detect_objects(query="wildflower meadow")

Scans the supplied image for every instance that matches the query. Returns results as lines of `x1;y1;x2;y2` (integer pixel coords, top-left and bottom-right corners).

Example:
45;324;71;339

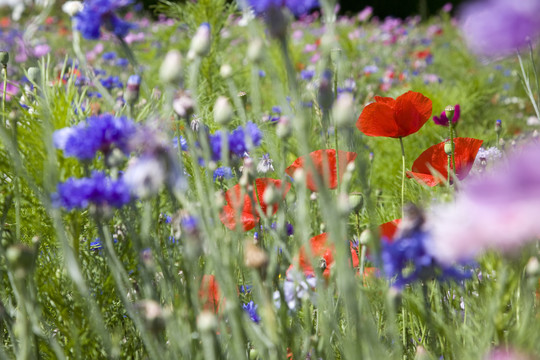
1;0;540;358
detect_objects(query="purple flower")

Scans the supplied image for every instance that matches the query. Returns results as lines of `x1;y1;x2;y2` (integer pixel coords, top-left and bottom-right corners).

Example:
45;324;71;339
208;122;262;160
100;75;123;89
213;167;233;181
53;113;136;160
172;136;188;151
460;0;540;57
242;301;261;323
428;141;540;264
75;0;134;40
247;0;319;17
433;104;460;126
53;171;131;210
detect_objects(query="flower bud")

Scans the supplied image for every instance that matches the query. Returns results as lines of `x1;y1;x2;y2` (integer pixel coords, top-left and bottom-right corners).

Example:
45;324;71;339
247;38;263;62
220;64;233;79
244;241;269;270
159;50;183;84
197;311;217;332
173;91;195;119
348;193;363;213
444;105;455;123
62;1;83;16
276;116;291;138
190;23;211;57
124;75;141;105
332;93;355;126
262;185;279;205
318;70;334;111
495;119;502;134
27;67;40;83
444;141;453;156
0;51;9;68
135;300;165;333
526;257;540;276
6;244;35;279
213;96;233;125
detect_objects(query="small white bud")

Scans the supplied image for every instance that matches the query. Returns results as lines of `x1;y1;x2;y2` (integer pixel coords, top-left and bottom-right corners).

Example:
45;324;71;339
220;64;233;79
213;96;233;125
247;38;263;62
197;311;217;332
190;23;211;57
160;50;183;84
332;93;355;126
62;1;83;16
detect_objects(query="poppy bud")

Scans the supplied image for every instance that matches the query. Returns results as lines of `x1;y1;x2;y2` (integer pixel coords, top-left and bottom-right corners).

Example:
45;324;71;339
0;51;9;68
213;96;233;125
526;257;540;277
444;141;453;156
220;64;233;79
124;75;141;105
190;23;211;57
348;193;363;212
262;185;278;205
444;105;455;123
160;50;183;84
247;38;263;62
359;229;372;245
136;300;165;333
332;93;355;126
27;67;40;83
197;311;217;332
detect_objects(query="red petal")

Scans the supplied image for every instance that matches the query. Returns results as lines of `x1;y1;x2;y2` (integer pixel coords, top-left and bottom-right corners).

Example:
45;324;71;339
453;138;483;179
254;178;291;215
219;205;258;231
374;96;396;106
199;275;221;313
409;137;483;187
380;218;402;241
394;91;432;137
286;150;357;191
357;102;398;137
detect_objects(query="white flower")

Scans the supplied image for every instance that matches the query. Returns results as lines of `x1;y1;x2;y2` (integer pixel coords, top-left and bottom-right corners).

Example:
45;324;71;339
62;1;83;16
124;157;166;199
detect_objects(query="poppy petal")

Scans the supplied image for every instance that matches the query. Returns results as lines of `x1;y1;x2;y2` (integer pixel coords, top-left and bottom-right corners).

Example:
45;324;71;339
374;96;396;106
380;218;402;241
394;91;432;137
219;204;258;231
357;102;398;137
454;138;483;179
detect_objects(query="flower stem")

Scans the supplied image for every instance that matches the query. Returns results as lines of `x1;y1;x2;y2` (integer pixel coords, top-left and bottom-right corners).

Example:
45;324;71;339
449;125;456;181
399;137;406;214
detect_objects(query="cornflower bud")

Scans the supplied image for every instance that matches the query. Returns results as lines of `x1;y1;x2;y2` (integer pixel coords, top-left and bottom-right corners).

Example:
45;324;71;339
0;51;9;68
190;23;211;57
159;50;183;84
213;96;233;125
124;75;141;105
495;119;502;134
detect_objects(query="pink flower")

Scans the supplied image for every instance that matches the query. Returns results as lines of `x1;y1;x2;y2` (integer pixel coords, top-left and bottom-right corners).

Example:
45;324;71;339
428;141;540;264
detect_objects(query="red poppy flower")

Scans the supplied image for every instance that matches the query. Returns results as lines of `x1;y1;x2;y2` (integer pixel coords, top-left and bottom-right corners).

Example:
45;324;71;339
356;91;432;138
199;275;222;313
380;218;402;242
220;178;291;231
288;233;359;279
285;149;357;192
407;137;483;186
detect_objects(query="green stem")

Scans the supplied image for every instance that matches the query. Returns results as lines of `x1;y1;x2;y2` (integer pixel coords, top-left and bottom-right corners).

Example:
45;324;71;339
2;65;6;126
399;137;406;214
449;125;456;181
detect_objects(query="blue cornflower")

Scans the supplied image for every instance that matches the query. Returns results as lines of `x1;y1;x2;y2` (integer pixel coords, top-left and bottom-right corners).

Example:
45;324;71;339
381;229;471;288
270;222;294;236
181;215;199;236
213;167;233;181
247;0;319;17
172;136;188;151
100;75;123;89
208;122;262;160
90;238;103;251
74;0;134;40
258;70;266;77
239;285;252;294
300;69;315;80
53;113;136;160
53;171;132;210
102;51;117;61
242;301;261;323
116;58;129;67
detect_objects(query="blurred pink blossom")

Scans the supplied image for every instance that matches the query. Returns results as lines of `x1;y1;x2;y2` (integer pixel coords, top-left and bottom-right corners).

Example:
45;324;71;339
428;141;540;265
